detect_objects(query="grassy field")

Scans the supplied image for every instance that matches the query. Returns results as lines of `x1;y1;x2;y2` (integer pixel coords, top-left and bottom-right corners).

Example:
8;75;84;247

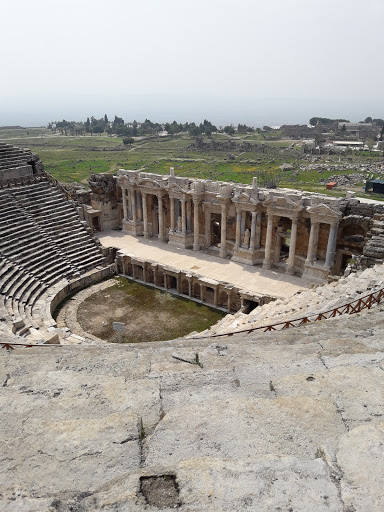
77;277;224;343
1;127;383;200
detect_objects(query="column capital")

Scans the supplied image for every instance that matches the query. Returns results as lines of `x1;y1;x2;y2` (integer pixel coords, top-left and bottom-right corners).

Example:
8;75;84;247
329;219;339;229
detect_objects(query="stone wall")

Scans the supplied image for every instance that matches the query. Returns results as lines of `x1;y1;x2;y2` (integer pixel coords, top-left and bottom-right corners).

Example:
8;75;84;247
115;252;274;313
88;173;121;230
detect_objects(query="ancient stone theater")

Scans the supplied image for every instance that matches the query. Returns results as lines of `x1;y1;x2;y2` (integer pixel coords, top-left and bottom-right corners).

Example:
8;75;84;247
1;144;383;511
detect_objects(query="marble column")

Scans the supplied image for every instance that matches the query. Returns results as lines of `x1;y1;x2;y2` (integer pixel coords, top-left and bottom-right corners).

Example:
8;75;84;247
181;198;186;234
205;207;211;247
186;199;191;232
241;211;246;236
193;199;200;251
255;212;262;248
170;197;175;232
122;189;127;221
273;233;281;264
227;290;231;312
262;213;274;269
220;203;227;258
287;216;298;275
142;193;148;238
235;209;241;248
250;211;257;251
131;189;137;223
158;194;164;242
306;220;320;264
137;191;142;220
325;222;338;268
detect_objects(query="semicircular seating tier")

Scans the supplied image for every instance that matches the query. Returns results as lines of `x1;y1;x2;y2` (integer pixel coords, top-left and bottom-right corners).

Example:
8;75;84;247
0;179;109;340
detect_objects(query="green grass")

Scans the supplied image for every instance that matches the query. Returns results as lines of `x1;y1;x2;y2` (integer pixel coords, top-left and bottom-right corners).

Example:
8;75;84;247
77;277;225;343
1;128;383;197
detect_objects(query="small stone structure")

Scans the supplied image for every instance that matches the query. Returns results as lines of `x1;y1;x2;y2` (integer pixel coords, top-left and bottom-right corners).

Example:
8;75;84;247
0;142;44;181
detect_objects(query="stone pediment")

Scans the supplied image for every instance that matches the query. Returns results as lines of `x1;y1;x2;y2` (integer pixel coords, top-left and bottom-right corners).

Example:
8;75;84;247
307;204;342;220
137;178;162;189
165;183;184;194
233;192;250;202
233;191;260;206
263;196;303;212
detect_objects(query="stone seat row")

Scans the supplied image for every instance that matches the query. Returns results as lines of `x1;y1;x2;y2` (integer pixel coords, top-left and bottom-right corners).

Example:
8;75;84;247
0;259;46;334
7;182;106;273
207;265;384;336
0;181;108;337
0;159;29;168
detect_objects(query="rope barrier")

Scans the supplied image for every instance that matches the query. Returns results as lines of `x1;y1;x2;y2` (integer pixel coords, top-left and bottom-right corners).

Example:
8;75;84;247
190;286;384;339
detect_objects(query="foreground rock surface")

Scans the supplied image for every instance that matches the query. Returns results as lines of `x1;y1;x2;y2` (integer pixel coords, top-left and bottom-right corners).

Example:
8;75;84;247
1;305;384;511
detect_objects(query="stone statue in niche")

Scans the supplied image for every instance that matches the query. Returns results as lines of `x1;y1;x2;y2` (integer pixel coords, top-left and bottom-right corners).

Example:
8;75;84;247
243;228;250;248
177;216;182;232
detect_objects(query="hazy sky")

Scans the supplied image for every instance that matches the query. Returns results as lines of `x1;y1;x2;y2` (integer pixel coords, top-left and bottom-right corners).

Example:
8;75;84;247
1;0;383;126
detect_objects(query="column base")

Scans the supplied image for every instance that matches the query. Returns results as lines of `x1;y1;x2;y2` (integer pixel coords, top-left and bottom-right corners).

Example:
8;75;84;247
144;232;149;239
262;260;272;270
122;219;143;236
193;243;200;251
302;262;329;282
219;248;227;259
286;266;295;276
168;231;194;249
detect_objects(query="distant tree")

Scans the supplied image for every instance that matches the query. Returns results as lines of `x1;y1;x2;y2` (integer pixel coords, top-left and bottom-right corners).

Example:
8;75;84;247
341;124;346;132
373;118;384;127
189;126;200;136
123;137;134;146
364;117;373;123
104;114;109;125
309;117;349;126
113;115;124;126
224;125;235;135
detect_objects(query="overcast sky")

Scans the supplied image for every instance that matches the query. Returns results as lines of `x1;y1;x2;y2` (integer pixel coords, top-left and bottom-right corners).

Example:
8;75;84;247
1;0;383;126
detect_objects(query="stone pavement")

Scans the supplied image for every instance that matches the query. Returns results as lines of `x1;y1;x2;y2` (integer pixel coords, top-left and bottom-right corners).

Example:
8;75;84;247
1;304;383;511
97;231;316;299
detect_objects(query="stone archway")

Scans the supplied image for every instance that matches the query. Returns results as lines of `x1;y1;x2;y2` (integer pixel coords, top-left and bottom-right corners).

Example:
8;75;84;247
334;216;369;274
